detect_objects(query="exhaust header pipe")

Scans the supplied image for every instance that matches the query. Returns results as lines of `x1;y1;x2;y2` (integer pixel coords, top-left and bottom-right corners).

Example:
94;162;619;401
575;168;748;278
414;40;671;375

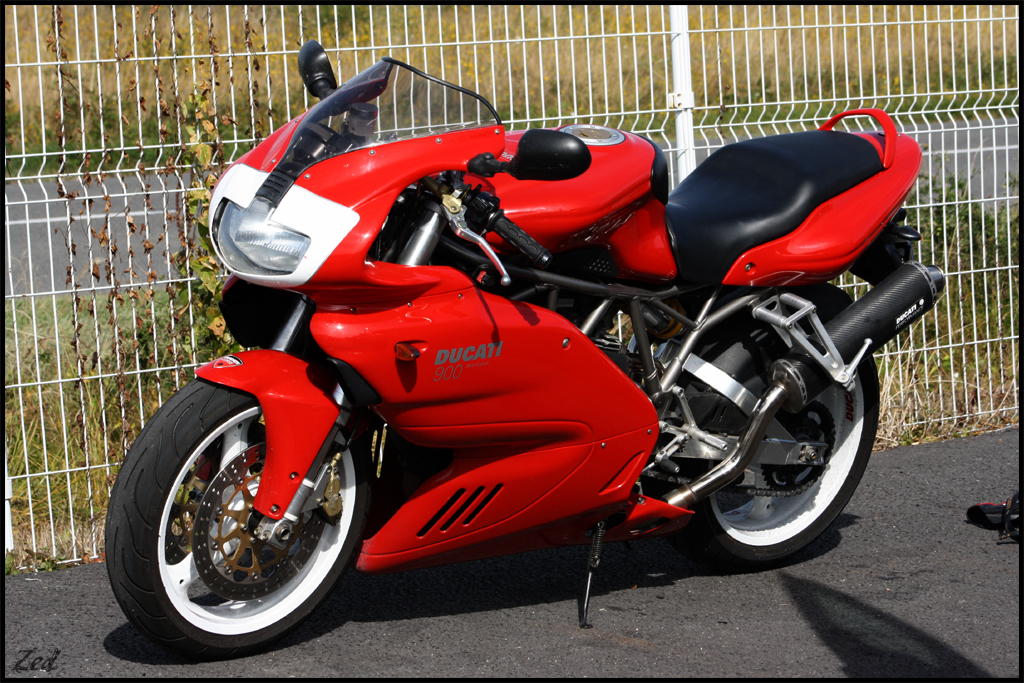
771;261;944;413
664;383;788;510
663;261;944;509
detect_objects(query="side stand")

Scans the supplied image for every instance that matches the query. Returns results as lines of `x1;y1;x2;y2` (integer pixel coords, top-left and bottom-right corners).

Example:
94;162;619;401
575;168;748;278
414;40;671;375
578;519;607;628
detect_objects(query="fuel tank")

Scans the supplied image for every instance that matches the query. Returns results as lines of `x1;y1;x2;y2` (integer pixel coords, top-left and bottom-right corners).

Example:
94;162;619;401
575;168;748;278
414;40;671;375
467;126;678;283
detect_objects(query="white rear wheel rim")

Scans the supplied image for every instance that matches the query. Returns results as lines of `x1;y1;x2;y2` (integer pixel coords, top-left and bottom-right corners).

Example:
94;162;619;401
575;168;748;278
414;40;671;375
156;407;356;636
711;380;864;547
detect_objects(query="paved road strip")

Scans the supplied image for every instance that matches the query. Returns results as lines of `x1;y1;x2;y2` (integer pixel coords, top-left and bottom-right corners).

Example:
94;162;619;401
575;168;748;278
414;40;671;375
3;428;1019;677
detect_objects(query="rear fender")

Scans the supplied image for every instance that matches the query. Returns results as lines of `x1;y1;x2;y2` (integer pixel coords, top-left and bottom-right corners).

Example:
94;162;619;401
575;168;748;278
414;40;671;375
195;350;343;519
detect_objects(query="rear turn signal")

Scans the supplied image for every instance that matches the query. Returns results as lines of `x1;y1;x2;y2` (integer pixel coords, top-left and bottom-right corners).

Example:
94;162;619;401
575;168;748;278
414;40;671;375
395;342;421;361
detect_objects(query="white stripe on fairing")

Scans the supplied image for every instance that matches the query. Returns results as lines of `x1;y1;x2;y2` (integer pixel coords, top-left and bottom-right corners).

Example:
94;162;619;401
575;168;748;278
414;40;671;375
208;163;360;288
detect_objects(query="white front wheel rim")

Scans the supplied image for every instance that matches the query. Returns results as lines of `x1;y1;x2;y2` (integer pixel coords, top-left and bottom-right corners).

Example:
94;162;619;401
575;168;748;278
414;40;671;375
156;407;356;636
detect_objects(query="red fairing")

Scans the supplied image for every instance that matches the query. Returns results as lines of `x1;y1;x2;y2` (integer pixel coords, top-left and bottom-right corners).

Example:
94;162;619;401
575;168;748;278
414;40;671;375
354;427;692;574
355;426;662;574
236;115;305;173
310;289;654;444
292;125;506;305
307;288;660;573
468;129;678;282
721;130;922;286
195;350;342;520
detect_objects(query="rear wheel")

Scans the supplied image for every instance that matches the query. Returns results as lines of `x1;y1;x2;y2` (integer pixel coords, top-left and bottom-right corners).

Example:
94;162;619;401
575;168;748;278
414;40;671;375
670;358;878;571
105;379;369;659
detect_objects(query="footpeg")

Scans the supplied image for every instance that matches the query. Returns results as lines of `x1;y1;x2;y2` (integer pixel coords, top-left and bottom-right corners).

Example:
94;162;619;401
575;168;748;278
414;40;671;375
578;519;607;628
752;292;870;391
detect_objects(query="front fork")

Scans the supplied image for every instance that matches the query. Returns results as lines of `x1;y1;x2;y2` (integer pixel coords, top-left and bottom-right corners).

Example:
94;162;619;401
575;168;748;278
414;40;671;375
195;350;348;545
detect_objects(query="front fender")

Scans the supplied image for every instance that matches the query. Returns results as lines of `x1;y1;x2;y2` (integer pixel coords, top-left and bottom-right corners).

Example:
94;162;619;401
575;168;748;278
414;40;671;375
195;350;342;519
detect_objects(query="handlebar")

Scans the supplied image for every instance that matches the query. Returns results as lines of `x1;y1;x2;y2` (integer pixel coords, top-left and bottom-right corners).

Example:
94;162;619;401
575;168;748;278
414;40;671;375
422;174;553;275
489;212;552;269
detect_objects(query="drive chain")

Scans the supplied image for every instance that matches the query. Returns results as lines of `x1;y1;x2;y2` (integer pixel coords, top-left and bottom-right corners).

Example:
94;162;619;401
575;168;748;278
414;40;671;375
641;467;819;498
643;400;837;498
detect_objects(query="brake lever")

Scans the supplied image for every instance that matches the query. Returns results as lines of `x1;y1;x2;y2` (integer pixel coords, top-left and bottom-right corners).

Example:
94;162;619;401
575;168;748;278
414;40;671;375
447;206;512;287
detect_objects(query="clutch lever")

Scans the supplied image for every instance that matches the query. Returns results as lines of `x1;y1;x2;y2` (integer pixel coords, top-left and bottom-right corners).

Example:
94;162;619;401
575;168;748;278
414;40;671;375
447;206;512;286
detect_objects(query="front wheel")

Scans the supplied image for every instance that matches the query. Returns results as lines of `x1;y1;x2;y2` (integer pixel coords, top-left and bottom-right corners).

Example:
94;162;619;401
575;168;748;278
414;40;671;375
670;358;879;571
105;379;369;659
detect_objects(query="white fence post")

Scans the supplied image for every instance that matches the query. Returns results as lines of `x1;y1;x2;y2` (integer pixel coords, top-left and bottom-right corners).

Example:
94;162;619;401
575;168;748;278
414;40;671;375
4;446;12;554
668;5;696;179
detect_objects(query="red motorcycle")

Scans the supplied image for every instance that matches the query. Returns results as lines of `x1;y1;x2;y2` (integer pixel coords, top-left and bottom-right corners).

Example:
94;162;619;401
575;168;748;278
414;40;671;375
106;42;944;658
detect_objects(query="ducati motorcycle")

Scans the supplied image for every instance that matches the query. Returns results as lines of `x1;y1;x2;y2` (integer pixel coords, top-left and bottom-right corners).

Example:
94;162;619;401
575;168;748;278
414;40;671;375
106;42;945;658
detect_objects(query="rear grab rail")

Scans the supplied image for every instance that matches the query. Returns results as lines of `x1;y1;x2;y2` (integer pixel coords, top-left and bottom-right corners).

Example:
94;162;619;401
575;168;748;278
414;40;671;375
819;108;898;170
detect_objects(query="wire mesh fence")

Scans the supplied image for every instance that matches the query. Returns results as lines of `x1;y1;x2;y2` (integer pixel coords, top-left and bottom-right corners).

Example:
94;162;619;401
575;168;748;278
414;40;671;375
682;5;1019;445
3;5;1019;566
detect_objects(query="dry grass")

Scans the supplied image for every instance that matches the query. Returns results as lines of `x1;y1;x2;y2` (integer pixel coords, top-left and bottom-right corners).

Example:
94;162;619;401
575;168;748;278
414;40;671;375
688;5;1019;137
4;4;674;178
7;5;1017;176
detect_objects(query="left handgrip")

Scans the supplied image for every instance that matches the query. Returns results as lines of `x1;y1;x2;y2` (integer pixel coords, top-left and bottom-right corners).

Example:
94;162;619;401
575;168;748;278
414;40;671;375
491;213;552;269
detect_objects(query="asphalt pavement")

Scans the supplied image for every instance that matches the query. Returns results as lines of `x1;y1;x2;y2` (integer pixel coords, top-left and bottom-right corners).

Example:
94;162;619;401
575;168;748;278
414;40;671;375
4;427;1019;678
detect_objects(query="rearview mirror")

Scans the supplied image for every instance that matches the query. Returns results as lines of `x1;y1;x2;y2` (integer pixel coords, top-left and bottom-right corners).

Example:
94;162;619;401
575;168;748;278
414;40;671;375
297;40;338;101
509;129;592;181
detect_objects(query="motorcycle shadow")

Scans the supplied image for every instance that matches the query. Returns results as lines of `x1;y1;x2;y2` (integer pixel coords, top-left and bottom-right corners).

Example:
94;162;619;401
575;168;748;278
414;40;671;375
102;514;854;664
778;573;992;677
284;512;854;646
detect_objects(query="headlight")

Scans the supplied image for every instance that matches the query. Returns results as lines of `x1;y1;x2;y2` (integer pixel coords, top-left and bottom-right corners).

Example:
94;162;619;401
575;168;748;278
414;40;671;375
213;198;311;275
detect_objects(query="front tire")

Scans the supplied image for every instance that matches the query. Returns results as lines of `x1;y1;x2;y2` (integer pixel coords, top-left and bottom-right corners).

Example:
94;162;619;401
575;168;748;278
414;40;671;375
670;358;878;571
105;379;369;659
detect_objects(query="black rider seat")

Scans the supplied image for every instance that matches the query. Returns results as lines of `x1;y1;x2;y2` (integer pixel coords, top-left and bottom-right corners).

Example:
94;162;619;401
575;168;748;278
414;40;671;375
665;130;882;284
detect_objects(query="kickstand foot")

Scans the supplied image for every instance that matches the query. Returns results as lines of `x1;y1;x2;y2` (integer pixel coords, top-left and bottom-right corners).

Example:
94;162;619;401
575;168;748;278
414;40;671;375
578;519;607;629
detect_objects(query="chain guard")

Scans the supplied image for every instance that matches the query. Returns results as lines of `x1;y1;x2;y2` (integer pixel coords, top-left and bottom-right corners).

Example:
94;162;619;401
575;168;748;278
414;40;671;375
192;445;325;601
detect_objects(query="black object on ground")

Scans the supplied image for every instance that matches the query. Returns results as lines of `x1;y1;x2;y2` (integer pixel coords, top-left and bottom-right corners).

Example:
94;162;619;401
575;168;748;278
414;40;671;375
967;491;1019;541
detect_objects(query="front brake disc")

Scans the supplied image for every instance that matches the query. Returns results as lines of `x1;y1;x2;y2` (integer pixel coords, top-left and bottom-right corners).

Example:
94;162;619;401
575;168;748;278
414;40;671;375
192;445;325;600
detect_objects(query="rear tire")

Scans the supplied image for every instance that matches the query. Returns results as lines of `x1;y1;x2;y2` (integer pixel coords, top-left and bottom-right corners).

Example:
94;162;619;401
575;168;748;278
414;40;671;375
670;358;878;571
105;379;369;659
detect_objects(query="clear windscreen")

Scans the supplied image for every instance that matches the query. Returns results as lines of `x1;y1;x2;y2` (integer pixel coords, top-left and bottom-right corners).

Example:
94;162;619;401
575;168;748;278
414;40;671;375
275;58;500;180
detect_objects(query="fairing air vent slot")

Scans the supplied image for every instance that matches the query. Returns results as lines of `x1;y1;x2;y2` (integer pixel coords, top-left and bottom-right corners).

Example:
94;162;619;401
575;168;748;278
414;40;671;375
254;167;295;206
417;484;503;536
418;489;465;537
462;484;502;525
440;486;485;532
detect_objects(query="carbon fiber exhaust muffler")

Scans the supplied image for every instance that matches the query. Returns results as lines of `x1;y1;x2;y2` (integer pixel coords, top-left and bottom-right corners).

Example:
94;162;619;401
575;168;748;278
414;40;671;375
771;261;944;412
663;261;944;510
